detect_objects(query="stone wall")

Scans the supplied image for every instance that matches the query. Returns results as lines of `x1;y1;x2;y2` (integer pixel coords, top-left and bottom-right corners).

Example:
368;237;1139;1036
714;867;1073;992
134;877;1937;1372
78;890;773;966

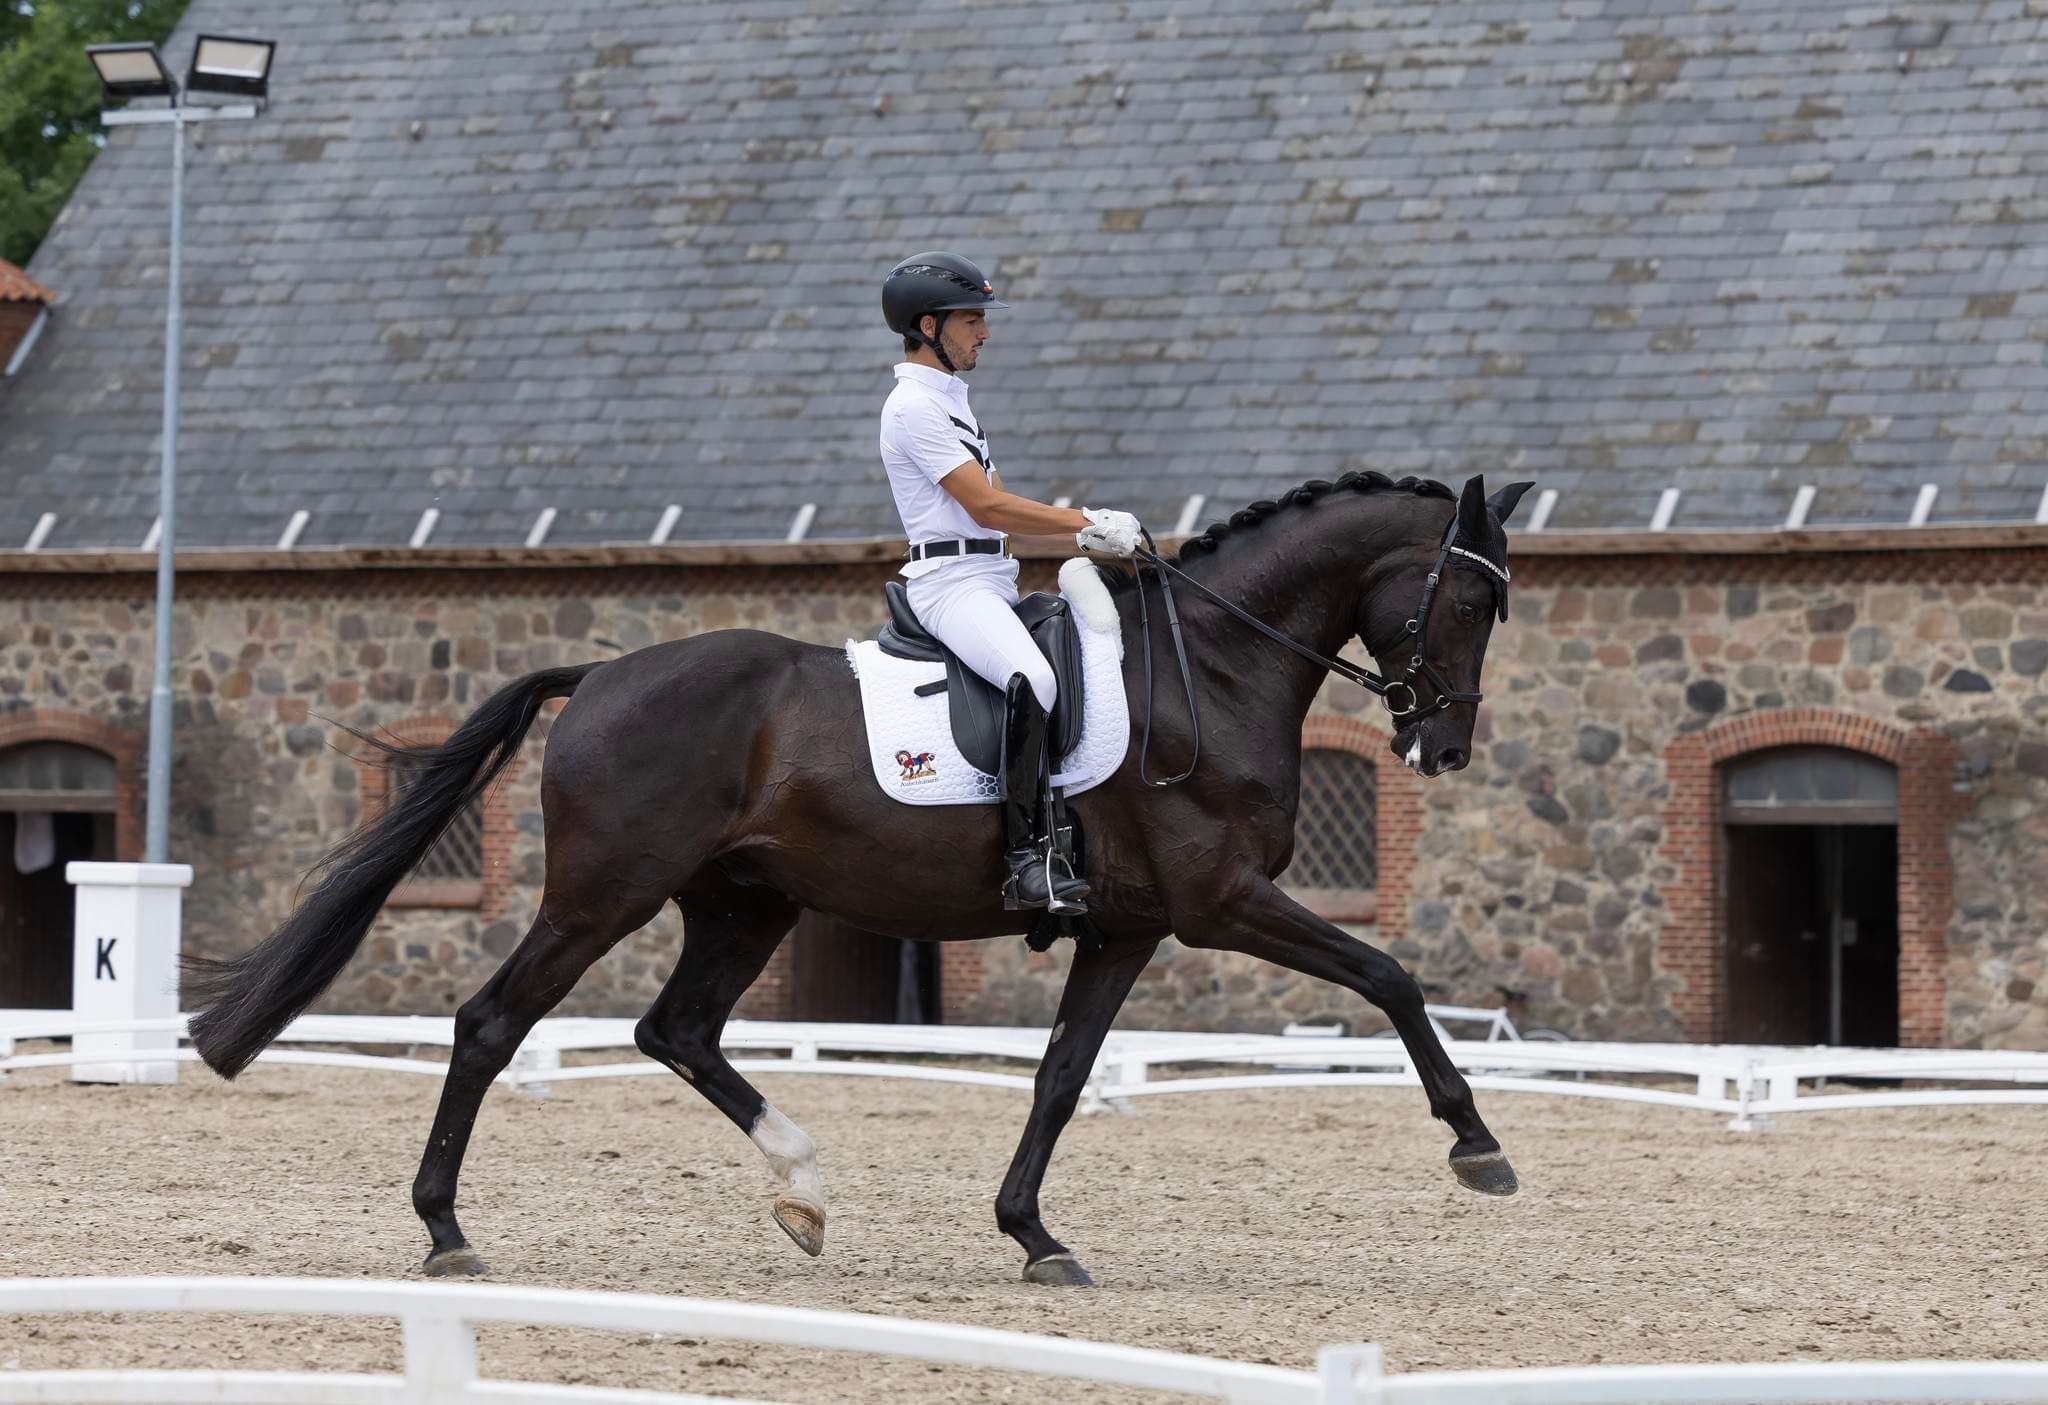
0;563;905;1019
1;546;2044;1046
939;549;2048;1048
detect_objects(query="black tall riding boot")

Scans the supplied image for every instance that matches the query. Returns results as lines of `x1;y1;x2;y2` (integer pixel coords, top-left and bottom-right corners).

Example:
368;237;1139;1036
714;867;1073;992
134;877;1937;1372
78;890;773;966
1000;675;1089;915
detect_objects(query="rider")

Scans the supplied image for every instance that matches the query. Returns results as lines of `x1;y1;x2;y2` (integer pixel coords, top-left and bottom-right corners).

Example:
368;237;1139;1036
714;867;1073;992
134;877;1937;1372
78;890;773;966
879;251;1144;916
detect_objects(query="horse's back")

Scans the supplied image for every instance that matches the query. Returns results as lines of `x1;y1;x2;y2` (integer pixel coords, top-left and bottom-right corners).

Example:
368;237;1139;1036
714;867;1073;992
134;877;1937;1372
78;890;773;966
538;630;848;794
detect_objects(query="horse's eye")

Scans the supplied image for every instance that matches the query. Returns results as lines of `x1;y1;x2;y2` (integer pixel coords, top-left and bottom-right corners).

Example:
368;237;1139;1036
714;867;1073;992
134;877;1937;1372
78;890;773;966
1456;603;1479;625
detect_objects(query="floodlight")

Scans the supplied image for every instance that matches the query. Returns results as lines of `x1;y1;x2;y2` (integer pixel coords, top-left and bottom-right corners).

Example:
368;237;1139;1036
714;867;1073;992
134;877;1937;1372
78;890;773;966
86;42;177;101
187;35;276;100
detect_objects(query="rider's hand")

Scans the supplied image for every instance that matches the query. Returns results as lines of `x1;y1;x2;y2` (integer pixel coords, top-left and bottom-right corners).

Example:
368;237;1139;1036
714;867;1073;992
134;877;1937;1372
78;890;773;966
1076;507;1143;557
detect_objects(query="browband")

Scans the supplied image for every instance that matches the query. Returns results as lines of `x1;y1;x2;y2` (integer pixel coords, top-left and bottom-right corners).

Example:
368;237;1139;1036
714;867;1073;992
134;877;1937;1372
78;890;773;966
1447;544;1510;584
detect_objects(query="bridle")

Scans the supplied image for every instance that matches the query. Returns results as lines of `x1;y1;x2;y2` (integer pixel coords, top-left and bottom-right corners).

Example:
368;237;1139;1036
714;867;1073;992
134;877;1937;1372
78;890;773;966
1128;511;1508;787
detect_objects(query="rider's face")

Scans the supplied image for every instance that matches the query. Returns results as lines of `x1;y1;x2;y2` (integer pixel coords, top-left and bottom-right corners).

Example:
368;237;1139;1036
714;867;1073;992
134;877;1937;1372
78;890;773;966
928;309;987;370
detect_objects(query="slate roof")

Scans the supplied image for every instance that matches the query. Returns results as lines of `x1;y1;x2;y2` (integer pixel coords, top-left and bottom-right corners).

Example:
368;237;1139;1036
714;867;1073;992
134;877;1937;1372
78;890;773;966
3;0;2046;551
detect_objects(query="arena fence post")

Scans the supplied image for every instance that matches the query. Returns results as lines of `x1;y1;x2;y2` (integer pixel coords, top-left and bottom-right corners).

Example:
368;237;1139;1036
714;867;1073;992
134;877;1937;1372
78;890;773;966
511;1037;560;1099
1316;1343;1384;1404
399;1308;479;1401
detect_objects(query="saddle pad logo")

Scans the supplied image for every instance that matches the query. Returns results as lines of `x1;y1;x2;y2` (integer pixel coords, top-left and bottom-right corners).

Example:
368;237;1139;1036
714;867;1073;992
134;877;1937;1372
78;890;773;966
894;749;938;782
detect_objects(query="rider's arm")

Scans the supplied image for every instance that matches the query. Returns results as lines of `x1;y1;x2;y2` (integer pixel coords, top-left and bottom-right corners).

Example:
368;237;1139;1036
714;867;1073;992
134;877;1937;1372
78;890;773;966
987;470;1085;553
939;462;1092;536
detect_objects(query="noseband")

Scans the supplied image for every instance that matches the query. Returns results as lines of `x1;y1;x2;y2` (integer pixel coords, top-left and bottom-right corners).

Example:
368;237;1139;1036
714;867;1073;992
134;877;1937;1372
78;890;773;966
1129;514;1507;786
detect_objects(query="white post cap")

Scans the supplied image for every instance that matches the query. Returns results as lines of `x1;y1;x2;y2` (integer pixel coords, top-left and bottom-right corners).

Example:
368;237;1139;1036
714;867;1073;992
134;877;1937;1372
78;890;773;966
66;861;195;888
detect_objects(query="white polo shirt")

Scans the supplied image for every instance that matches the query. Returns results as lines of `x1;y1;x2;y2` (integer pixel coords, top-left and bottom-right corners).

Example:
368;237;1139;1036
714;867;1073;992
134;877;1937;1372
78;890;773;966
880;362;1004;579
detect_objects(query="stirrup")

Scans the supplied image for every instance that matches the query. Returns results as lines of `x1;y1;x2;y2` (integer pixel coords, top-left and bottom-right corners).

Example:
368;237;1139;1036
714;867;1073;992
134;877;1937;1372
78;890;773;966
1003;844;1089;916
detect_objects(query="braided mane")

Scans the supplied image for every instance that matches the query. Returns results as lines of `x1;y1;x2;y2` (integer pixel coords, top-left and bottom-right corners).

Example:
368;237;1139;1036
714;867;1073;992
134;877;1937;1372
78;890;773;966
1175;470;1454;562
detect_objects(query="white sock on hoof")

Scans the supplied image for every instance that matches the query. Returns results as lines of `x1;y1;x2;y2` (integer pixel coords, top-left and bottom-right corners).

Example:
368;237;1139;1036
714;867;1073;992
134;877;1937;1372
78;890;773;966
749;1104;825;1210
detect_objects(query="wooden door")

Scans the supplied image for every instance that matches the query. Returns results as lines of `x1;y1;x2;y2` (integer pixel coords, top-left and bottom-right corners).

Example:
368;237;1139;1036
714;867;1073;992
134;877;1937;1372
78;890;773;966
1723;825;1825;1044
0;810;115;1009
1835;825;1899;1047
786;910;917;1023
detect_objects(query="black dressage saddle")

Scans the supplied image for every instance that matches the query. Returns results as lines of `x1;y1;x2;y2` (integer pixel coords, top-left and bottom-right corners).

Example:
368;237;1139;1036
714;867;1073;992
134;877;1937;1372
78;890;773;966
875;581;1086;777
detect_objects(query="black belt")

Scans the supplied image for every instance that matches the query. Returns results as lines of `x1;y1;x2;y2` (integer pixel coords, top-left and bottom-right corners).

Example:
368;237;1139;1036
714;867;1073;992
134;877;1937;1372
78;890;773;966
907;538;1008;561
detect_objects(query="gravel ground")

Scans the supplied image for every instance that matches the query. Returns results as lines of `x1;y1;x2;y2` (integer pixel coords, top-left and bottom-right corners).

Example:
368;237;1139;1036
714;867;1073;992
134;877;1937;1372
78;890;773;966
3;1054;2045;1402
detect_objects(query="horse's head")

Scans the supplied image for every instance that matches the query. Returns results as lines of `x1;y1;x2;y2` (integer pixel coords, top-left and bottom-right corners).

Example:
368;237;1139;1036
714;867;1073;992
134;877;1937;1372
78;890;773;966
1358;475;1533;778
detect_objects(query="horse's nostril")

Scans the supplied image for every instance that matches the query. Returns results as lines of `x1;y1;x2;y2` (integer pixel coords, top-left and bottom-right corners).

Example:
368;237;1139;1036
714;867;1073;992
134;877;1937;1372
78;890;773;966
1439;748;1468;772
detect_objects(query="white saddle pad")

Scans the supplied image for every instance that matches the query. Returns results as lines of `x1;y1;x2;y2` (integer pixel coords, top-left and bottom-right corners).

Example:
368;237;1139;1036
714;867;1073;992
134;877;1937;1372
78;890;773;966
846;558;1130;806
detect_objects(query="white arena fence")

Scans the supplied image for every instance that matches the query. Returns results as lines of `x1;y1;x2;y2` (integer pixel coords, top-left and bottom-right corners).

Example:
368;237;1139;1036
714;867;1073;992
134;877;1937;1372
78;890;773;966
2;1276;2046;1405
4;1011;2048;1131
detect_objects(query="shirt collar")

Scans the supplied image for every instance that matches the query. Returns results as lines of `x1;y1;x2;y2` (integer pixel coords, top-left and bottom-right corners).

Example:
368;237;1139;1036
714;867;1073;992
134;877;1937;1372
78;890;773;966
894;361;967;397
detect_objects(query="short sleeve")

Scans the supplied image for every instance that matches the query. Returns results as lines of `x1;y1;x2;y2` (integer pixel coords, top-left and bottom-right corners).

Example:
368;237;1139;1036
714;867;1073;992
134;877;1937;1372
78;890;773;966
889;397;982;487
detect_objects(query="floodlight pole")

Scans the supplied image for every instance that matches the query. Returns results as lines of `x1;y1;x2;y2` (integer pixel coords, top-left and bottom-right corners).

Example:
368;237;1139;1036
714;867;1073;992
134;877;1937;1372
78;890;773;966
101;103;256;862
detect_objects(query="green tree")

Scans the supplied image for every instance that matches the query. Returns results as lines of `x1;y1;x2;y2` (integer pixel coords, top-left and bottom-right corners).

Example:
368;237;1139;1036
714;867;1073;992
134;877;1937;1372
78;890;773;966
1;0;193;269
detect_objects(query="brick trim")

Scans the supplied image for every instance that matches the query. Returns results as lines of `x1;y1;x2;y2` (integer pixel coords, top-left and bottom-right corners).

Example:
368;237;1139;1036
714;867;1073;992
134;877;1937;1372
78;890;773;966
938;941;984;1025
0;709;145;860
1658;708;1959;1046
1301;714;1414;940
353;714;525;918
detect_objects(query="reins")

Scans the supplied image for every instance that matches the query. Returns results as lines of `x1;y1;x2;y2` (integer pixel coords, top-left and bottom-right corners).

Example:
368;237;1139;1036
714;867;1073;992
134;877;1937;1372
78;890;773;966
1127;515;1499;787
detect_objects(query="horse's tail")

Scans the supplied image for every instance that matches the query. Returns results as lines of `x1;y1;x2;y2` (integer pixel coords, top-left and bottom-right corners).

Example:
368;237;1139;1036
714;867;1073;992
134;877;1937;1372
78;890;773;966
183;662;599;1079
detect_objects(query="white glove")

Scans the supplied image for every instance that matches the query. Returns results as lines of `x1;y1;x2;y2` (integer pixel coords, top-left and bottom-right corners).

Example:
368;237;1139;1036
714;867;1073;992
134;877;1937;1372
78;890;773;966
1076;506;1143;557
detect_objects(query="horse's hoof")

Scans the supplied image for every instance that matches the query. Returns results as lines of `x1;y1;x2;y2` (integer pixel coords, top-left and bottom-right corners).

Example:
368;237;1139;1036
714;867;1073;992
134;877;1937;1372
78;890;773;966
1022;1253;1096;1287
422;1246;489;1278
1450;1149;1520;1197
772;1196;826;1258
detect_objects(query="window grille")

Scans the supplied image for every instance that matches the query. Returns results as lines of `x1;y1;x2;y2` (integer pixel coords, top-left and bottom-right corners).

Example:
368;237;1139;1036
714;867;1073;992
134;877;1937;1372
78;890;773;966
390;764;484;881
0;742;116;800
1290;747;1377;891
1723;745;1897;826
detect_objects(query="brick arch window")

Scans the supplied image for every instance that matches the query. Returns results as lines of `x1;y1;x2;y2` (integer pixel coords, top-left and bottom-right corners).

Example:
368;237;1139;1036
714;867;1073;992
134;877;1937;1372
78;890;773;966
354;716;523;915
1659;707;1960;1047
1287;746;1379;921
1293;715;1423;935
0;710;144;860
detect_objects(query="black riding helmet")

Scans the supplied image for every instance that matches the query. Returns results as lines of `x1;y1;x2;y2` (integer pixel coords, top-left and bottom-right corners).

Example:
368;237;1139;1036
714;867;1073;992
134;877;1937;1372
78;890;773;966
883;251;1008;373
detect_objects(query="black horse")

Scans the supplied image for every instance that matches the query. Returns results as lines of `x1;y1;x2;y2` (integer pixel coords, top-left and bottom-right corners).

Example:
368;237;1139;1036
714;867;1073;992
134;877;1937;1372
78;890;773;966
186;471;1532;1287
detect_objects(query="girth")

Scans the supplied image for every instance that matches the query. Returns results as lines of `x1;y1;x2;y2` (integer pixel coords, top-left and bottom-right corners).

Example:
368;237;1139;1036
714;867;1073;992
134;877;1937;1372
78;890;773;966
875;580;1086;776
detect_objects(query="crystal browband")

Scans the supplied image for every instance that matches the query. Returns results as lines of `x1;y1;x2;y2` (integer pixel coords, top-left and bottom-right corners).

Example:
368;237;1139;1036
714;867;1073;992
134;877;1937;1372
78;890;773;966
1447;544;1510;584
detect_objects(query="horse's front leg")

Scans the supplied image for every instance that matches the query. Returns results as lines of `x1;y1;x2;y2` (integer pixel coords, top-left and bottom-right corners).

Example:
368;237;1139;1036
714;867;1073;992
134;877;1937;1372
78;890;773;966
1173;879;1519;1196
995;936;1160;1286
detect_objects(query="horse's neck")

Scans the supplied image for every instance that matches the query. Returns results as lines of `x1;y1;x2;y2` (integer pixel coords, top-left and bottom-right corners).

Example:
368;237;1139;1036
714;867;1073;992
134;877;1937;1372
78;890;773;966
1153;495;1431;735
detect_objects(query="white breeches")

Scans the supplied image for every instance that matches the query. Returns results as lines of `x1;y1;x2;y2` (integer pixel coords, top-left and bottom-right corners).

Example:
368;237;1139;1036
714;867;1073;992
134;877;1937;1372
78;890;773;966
904;558;1057;711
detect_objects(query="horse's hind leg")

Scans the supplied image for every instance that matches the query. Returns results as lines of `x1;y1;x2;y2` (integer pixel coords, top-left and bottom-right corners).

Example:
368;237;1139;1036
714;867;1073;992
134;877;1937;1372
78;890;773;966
412;888;665;1277
632;882;822;1255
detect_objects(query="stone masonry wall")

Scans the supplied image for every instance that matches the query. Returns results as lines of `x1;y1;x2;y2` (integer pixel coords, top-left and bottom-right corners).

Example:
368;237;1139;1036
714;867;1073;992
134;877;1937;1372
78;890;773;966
948;549;2048;1048
1;547;2044;1045
0;563;907;1020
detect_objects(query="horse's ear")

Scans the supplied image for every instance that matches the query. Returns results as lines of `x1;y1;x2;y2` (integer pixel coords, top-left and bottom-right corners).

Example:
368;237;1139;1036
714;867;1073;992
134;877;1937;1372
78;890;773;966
1488;481;1536;526
1457;475;1490;540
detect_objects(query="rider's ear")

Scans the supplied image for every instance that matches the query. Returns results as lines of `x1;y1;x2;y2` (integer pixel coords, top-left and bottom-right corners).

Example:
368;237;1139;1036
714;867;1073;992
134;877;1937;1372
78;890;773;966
1457;475;1491;540
1487;481;1536;526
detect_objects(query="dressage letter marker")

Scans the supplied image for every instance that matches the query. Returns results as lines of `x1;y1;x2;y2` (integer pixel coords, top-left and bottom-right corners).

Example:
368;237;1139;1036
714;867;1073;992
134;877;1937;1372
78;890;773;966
67;861;193;1084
